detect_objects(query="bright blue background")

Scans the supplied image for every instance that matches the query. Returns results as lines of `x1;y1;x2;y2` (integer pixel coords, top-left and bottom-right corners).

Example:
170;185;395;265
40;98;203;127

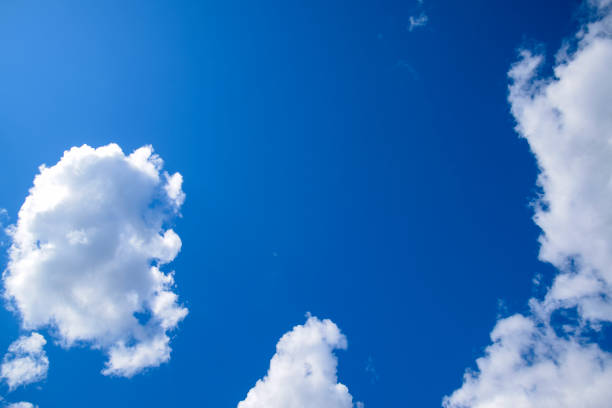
0;0;582;406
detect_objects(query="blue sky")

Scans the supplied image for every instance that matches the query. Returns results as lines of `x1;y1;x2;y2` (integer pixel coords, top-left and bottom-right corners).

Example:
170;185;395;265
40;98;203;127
2;0;612;407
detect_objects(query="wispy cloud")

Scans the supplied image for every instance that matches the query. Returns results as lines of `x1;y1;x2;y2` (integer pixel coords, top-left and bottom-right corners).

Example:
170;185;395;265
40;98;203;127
394;60;420;80
365;356;379;384
6;402;36;408
408;0;428;32
408;13;428;31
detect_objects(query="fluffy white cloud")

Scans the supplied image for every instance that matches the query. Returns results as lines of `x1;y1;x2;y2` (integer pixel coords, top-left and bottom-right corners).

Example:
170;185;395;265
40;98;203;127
445;314;612;408
445;1;612;407
0;333;48;390
237;315;359;408
3;144;188;377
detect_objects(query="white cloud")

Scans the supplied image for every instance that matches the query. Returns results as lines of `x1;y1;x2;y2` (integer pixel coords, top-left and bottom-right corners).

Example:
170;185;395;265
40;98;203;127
6;401;37;408
408;13;428;31
445;314;612;408
445;1;612;407
237;315;359;408
164;172;185;209
6;403;36;408
1;333;48;390
3;144;188;377
408;0;428;32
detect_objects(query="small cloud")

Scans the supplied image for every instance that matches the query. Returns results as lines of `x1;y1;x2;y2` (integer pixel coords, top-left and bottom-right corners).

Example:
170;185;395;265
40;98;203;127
393;60;419;80
365;356;380;384
237;315;357;408
1;333;48;390
408;0;428;32
532;272;543;286
496;299;509;318
408;13;428;31
6;402;36;408
0;209;9;247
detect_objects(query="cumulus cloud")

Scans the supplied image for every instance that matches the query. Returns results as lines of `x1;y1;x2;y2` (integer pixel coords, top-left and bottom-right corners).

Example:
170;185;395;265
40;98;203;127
445;314;612;407
237;315;359;408
0;333;48;390
3;144;188;377
445;1;612;407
